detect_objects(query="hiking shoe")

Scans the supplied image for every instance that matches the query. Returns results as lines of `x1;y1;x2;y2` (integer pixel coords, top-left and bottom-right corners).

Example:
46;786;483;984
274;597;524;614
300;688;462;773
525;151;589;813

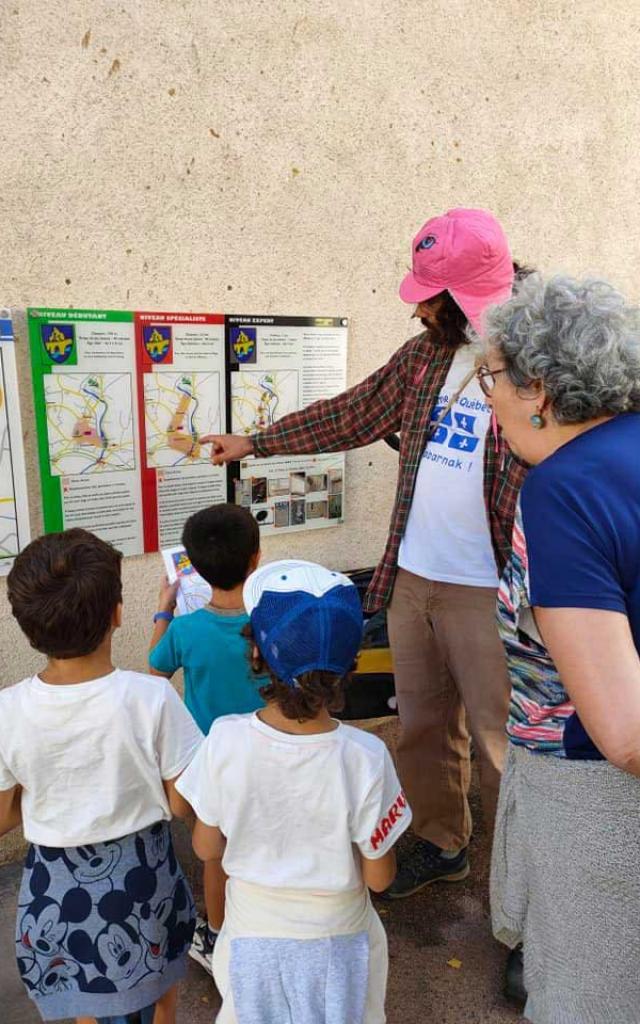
188;916;217;975
378;839;469;899
504;945;527;1007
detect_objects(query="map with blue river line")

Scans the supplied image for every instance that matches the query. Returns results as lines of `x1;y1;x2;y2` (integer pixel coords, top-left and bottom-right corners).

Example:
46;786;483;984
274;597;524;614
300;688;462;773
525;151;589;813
232;369;299;434
44;372;136;476
143;370;222;468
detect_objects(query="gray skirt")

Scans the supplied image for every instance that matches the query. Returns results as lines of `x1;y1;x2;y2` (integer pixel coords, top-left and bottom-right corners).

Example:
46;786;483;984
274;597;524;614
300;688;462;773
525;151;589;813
491;744;640;1024
15;820;195;1021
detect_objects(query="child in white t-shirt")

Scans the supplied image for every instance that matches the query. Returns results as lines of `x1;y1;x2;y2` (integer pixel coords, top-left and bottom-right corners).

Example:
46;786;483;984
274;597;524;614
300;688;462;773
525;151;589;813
176;559;412;1023
0;529;203;1024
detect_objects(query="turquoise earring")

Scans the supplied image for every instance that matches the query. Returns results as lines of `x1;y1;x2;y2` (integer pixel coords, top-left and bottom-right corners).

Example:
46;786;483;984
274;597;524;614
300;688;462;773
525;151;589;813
530;413;545;429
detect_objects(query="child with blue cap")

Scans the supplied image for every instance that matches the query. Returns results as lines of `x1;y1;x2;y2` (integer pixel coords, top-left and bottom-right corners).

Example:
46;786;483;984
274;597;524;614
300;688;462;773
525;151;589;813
175;559;412;1023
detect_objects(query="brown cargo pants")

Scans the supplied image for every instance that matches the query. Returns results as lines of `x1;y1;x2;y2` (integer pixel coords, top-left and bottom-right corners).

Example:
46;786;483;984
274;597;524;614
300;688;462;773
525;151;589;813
387;568;511;852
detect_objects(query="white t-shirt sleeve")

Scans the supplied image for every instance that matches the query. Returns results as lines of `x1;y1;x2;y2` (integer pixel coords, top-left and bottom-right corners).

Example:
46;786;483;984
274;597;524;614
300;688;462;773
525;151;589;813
0;745;17;791
156;681;204;780
352;746;412;859
0;698;18;790
175;732;220;827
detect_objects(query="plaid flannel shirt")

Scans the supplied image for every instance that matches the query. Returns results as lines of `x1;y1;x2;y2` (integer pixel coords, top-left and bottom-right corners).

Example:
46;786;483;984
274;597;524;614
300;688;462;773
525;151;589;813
253;330;528;612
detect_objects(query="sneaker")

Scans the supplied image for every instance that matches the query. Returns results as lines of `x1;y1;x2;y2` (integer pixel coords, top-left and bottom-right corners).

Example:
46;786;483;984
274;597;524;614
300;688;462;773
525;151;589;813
504;944;527;1007
188;916;217;975
378;839;469;899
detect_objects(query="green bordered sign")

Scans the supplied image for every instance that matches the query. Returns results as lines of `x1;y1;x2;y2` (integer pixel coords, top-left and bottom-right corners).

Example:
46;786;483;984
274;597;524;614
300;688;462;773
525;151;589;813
27;308;141;546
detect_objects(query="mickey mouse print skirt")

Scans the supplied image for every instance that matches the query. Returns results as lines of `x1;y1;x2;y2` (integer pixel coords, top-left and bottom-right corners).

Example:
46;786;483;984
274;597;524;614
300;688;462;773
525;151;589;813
15;821;196;1021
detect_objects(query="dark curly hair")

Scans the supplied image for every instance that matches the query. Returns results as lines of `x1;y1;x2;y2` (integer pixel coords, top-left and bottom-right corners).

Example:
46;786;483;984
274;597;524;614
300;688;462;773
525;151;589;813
242;623;348;722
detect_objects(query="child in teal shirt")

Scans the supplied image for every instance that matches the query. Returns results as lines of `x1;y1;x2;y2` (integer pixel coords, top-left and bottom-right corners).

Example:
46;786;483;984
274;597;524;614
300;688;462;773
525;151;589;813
149;502;266;973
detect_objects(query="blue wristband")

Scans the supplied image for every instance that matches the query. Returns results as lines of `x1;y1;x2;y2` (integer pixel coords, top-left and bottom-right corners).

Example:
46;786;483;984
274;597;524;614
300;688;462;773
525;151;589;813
153;611;174;624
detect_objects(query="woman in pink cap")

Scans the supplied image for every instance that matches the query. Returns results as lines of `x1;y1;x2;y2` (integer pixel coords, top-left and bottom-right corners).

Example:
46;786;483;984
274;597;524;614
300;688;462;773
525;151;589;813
202;210;528;994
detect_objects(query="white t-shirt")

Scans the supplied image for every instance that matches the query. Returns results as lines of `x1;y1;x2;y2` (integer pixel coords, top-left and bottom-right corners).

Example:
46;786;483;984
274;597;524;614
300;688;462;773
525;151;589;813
398;346;498;587
0;669;203;847
176;712;412;893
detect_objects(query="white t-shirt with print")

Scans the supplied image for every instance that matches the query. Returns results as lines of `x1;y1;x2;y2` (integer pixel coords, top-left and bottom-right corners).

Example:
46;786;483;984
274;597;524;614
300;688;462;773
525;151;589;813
176;712;412;892
0;669;203;847
398;346;498;587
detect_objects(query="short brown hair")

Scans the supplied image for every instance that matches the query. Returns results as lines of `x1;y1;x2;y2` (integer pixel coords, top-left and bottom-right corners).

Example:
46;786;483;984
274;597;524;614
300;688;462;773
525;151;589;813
243;623;347;722
8;529;123;658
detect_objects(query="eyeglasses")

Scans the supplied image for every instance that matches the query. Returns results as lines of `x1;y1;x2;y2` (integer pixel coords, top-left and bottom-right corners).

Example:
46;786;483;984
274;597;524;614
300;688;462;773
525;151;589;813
475;365;508;397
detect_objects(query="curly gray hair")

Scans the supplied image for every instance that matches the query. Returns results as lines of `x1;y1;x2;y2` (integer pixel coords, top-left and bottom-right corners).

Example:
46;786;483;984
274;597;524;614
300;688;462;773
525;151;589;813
482;273;640;424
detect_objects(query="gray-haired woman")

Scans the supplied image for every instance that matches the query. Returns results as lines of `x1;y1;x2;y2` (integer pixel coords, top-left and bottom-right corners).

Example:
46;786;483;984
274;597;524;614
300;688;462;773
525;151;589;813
475;274;640;1023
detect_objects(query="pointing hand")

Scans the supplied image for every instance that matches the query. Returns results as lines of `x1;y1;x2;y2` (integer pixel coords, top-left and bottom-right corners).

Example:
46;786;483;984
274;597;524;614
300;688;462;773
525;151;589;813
199;434;254;466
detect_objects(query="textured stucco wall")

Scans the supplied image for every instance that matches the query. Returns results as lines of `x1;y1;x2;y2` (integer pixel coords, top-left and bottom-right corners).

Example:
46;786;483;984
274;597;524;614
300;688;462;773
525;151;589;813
1;0;639;860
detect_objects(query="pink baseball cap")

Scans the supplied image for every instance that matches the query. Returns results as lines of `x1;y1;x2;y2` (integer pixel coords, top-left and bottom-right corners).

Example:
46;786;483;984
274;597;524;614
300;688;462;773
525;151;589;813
399;208;513;331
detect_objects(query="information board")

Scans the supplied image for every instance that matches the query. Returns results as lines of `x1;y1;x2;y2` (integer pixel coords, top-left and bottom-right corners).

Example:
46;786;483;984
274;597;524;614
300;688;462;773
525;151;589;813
28;308;144;555
0;313;30;573
28;308;349;553
227;315;348;534
135;311;227;549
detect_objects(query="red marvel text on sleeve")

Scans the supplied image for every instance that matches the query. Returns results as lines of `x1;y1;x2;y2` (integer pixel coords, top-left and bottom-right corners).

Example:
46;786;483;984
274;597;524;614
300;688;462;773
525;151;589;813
370;791;407;851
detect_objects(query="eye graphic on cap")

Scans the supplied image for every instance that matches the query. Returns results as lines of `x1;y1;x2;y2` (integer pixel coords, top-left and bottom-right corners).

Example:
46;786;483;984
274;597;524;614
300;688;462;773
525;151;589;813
416;235;437;251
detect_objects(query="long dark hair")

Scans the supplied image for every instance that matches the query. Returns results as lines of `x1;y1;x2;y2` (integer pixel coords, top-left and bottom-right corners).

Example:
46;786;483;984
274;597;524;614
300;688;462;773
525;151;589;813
422;292;468;348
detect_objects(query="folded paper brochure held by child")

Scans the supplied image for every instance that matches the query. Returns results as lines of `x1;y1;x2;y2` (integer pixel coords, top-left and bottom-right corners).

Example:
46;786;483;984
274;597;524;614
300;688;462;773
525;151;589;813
162;546;211;615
